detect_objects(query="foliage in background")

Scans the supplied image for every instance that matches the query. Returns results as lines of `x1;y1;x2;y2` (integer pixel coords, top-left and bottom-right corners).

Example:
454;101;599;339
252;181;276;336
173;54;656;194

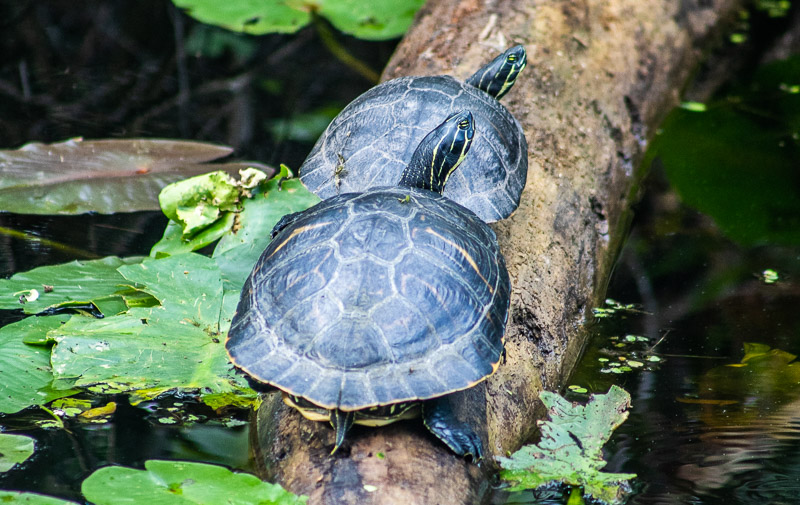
0;139;272;215
646;55;800;246
171;0;425;40
498;386;636;505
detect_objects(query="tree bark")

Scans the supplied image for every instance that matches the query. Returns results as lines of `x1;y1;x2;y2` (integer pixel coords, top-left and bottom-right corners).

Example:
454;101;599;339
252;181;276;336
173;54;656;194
253;0;744;503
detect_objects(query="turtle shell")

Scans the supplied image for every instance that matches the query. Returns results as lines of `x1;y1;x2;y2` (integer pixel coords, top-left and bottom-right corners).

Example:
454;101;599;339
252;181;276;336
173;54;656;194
226;186;510;411
299;76;527;223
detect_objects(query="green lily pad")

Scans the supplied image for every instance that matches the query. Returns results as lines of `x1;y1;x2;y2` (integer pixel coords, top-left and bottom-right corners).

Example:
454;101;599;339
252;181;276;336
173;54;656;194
0;433;35;473
0;491;78;504
171;0;423;40
0;138;273;215
0;256;144;315
498;385;636;505
0;315;78;414
47;254;238;395
81;460;307;505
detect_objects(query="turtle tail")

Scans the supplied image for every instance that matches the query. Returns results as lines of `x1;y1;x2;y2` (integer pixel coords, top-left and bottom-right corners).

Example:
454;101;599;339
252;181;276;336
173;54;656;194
330;409;355;454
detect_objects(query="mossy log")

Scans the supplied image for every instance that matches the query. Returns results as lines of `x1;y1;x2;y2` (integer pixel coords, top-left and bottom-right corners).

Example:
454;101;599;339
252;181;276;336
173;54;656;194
252;0;744;503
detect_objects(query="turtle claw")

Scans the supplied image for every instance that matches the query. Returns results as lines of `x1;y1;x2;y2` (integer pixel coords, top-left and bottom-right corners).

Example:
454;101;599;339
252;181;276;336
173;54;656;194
422;398;484;461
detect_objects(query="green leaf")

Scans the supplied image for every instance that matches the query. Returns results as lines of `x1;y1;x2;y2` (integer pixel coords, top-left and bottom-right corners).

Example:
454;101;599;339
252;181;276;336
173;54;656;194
0;138;272;215
81;460;307;505
317;0;426;40
158;171;240;237
117;254;223;326
0;315;78;414
0;491;78;504
0;433;35;472
171;0;423;40
498;386;636;505
47;255;235;394
0;256;144;315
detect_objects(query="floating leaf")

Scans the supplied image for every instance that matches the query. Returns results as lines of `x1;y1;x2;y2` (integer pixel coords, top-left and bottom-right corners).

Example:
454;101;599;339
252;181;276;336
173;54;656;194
0;315;78;414
0;256;144;315
81;460;307;505
0;138;273;215
172;0;424;40
0;433;35;472
0;491;78;504
498;386;636;505
51;397;93;418
47;254;238;395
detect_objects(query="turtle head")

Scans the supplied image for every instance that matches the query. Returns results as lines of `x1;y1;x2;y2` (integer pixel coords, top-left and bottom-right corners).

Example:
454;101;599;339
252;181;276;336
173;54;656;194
466;45;527;100
399;110;475;194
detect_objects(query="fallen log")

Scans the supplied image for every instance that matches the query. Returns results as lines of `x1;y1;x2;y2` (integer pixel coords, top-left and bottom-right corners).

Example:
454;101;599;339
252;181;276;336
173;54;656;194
252;0;745;503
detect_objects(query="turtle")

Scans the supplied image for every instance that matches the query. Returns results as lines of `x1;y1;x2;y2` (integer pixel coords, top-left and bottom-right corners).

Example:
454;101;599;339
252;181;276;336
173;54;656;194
299;45;528;223
227;110;510;459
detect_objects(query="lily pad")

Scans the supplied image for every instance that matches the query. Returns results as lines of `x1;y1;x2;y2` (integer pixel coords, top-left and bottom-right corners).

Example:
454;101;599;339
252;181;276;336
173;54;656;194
0;315;78;414
0;491;78;504
498;386;636;505
0;256;144;315
172;0;424;40
0;433;35;472
151;168;272;258
151;164;320;290
81;460;307;505
0;138;273;215
47;254;240;395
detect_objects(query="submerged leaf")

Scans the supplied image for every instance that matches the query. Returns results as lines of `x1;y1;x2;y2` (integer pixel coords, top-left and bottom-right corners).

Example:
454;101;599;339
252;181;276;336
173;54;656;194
81;460;307;505
498;386;636;505
0;433;35;472
695;343;800;427
647;55;800;246
0;138;273;215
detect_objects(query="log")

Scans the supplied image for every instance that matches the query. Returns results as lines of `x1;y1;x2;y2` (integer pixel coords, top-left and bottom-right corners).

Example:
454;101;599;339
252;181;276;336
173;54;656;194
252;0;745;503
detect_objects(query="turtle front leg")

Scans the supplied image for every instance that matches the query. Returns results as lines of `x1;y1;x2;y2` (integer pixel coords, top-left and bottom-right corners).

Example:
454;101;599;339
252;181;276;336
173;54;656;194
329;409;355;455
422;398;483;461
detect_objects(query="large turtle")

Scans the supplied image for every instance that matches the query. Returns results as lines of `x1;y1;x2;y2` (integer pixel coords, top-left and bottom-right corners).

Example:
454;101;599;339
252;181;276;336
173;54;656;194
227;111;510;459
300;45;528;223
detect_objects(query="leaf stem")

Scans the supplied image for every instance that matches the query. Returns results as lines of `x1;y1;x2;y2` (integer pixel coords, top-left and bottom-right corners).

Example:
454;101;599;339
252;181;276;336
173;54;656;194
312;15;380;84
0;225;98;259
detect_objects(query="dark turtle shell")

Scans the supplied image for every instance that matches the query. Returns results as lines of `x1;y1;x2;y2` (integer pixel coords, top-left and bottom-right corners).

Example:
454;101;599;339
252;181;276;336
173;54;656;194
226;186;510;411
299;76;527;223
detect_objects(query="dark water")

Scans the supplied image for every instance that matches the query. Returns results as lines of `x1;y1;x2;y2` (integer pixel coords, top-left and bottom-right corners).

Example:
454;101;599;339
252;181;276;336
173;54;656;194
3;3;800;504
3;183;799;505
500;180;800;504
0;212;253;501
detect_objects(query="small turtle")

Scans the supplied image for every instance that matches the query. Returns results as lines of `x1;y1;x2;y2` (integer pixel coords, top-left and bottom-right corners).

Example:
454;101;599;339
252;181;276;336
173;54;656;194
300;45;528;222
227;111;510;459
